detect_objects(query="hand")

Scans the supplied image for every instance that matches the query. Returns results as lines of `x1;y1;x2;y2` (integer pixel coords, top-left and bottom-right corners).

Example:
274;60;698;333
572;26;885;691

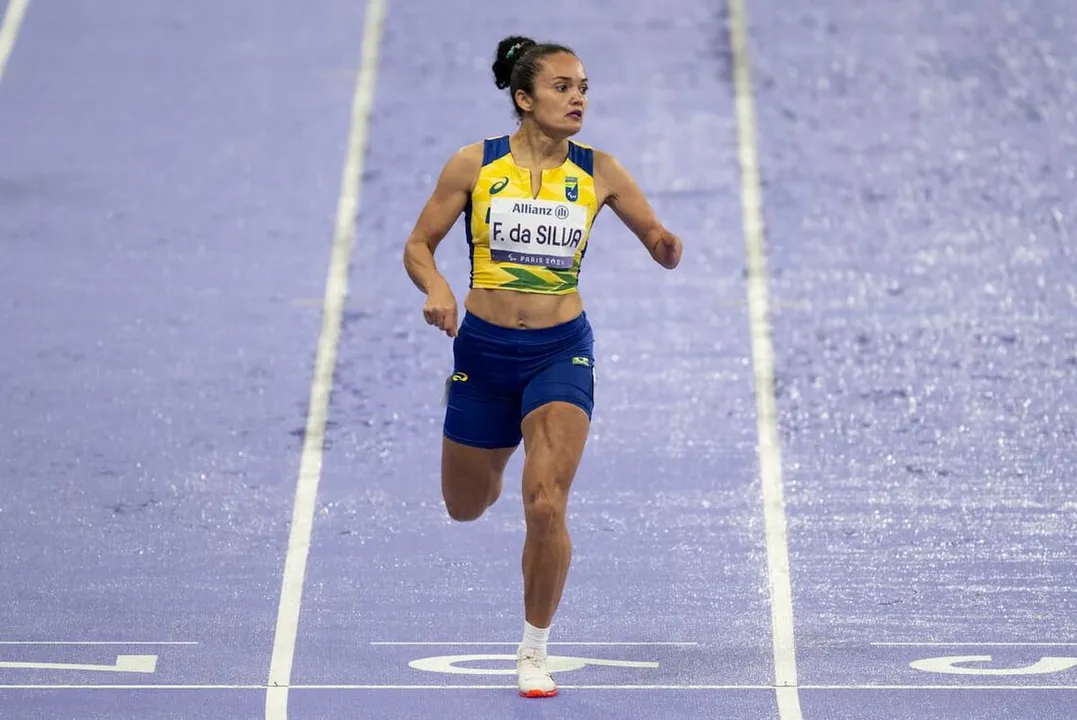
423;280;458;337
654;233;682;270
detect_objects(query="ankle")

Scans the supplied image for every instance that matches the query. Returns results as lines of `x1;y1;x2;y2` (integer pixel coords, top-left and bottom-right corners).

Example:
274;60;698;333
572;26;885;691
519;620;550;656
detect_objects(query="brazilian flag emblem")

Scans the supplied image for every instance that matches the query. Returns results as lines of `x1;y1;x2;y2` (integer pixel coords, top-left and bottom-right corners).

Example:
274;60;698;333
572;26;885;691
565;176;579;202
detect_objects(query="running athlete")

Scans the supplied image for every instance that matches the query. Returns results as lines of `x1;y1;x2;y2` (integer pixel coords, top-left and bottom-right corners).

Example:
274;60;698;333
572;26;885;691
402;35;682;698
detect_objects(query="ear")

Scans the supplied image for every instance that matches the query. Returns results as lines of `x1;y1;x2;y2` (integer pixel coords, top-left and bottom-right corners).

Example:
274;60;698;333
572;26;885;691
513;89;534;114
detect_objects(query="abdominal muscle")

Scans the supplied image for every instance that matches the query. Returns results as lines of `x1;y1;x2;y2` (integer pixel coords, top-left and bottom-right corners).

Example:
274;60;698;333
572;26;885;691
464;287;584;329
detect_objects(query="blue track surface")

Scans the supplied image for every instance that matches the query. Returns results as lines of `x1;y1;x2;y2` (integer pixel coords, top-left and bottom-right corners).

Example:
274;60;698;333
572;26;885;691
1;0;1074;718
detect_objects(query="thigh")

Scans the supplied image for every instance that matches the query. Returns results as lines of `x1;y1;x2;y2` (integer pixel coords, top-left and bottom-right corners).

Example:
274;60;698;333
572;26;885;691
519;326;595;502
443;314;524;450
443;369;523;450
441;435;515;509
520;351;596;423
520;401;590;502
441;379;520;516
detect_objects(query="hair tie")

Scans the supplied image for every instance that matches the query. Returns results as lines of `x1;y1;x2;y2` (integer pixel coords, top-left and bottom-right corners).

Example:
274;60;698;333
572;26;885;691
507;42;524;60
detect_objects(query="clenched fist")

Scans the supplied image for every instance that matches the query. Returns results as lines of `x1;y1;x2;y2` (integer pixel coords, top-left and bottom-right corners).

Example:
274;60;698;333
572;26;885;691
423;280;459;337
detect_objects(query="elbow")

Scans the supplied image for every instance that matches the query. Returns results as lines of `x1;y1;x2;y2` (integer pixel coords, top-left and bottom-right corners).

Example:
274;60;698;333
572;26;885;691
642;224;667;254
402;237;422;270
402;236;439;291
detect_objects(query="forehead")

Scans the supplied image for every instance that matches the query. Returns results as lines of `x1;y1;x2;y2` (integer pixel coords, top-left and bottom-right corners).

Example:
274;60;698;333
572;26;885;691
537;52;586;80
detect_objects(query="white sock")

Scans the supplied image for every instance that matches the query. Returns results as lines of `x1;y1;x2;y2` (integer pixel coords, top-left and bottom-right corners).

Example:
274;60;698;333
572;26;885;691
519;620;550;656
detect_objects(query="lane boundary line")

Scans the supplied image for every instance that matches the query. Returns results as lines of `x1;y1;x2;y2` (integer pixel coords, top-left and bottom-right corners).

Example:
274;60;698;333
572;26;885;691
725;0;802;718
369;641;700;646
874;642;1077;647
0;642;197;646
2;683;1077;691
0;0;31;86
263;0;388;717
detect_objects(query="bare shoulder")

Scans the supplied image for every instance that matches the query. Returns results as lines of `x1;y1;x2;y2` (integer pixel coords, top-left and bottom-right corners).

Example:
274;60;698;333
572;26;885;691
589;147;633;203
453;140;486;165
446;140;485;173
591;147;619;173
437;141;485;192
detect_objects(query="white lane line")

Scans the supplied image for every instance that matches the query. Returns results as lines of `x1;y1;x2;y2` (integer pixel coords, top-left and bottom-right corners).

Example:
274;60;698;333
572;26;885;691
874;642;1077;647
0;642;197;646
369;641;700;646
1;683;1075;691
0;655;157;673
726;0;802;718
0;0;30;86
263;0;387;717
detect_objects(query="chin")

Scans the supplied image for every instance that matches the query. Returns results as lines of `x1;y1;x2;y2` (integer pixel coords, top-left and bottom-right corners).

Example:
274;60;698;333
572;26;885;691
538;126;577;140
559;118;584;136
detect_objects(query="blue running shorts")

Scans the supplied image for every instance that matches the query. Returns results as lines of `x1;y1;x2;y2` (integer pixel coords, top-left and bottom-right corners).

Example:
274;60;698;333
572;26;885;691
443;311;596;449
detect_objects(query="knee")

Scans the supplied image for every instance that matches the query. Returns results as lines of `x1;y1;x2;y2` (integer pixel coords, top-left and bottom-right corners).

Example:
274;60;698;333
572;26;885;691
524;484;567;537
445;498;485;523
443;472;502;523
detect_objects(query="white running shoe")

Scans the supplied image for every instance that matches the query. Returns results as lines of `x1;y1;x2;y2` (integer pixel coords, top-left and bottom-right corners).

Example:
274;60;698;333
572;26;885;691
516;647;558;698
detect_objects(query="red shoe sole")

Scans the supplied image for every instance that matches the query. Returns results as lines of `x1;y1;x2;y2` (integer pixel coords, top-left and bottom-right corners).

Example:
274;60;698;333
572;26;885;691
519;688;558;698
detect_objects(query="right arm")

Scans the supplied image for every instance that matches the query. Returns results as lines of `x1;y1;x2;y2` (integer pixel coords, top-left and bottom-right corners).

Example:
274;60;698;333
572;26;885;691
403;143;481;293
402;143;482;336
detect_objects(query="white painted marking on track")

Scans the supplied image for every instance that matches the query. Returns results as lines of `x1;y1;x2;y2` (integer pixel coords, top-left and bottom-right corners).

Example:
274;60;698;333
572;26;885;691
370;641;699;646
0;0;30;86
0;655;157;673
2;683;1077;690
263;0;387;718
910;655;1077;676
875;642;1077;647
726;0;802;718
408;653;660;675
0;642;197;646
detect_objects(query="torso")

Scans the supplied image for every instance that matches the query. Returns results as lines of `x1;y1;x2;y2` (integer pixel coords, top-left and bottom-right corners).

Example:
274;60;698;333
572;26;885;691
463;135;603;329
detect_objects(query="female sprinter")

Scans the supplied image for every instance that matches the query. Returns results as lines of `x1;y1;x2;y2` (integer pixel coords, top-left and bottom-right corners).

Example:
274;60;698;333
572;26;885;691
402;35;682;698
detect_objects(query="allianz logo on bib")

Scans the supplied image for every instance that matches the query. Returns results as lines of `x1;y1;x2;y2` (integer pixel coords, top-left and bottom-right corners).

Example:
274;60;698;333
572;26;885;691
508;202;570;220
510;201;554;216
482;200;572;225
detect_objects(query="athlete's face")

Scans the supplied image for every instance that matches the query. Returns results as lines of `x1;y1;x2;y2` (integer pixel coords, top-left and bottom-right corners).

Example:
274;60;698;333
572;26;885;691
519;53;588;135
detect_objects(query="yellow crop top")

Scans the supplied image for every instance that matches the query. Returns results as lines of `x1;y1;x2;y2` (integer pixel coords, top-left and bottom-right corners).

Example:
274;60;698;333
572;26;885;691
465;135;598;295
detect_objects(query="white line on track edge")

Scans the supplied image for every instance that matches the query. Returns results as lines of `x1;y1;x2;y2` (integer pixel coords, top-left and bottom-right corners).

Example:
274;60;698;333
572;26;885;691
263;0;387;718
4;683;1077;691
0;0;31;85
873;642;1077;647
369;641;700;646
726;0;803;718
0;642;197;646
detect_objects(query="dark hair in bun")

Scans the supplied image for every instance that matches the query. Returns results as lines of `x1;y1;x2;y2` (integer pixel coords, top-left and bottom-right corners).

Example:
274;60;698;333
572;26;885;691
492;35;576;118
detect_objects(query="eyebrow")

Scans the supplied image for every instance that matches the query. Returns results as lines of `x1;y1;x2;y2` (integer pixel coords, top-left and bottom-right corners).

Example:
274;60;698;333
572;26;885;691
551;76;588;82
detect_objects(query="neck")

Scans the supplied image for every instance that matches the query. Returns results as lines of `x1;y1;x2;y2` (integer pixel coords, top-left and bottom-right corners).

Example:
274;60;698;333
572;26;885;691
510;121;569;169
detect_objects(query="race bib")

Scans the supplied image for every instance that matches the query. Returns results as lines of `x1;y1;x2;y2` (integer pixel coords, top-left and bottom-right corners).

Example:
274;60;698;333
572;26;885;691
488;197;587;269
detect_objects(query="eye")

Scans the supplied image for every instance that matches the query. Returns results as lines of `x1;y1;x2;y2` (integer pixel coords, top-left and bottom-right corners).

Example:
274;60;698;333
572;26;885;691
556;84;568;92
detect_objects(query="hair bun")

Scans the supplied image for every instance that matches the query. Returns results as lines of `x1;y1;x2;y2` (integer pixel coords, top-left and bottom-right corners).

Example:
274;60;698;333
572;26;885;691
492;36;536;90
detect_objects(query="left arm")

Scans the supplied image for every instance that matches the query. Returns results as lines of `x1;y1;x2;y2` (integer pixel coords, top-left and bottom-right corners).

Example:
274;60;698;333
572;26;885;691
594;150;682;270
